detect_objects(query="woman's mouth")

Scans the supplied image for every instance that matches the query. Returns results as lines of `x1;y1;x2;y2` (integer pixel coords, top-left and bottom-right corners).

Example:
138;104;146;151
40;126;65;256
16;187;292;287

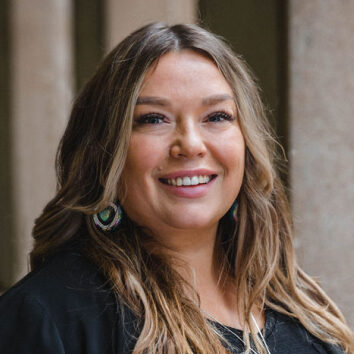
159;174;217;187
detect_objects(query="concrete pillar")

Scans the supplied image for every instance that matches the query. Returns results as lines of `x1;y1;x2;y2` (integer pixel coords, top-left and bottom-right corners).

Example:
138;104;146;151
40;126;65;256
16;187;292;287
6;0;73;284
105;0;197;51
0;0;13;290
289;0;354;326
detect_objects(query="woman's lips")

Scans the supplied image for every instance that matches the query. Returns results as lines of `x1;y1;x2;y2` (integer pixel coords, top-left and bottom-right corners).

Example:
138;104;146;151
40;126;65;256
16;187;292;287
159;174;216;186
159;169;217;179
159;174;217;198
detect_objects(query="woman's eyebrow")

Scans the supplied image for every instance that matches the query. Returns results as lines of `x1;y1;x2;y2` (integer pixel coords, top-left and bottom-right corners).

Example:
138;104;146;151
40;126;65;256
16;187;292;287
136;94;234;107
136;96;171;106
202;94;234;106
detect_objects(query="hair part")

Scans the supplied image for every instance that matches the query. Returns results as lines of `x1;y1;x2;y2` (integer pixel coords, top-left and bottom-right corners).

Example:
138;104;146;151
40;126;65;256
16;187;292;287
31;23;354;353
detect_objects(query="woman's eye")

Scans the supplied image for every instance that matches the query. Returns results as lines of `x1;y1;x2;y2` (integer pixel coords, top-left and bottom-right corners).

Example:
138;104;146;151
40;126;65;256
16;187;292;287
206;111;234;122
135;113;165;125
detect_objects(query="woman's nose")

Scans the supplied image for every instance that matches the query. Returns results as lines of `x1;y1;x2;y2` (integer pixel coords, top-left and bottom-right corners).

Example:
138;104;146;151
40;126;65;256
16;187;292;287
169;121;207;159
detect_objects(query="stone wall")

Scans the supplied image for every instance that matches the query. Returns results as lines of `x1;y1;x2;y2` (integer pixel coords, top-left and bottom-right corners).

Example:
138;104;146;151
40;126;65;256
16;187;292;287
289;0;354;326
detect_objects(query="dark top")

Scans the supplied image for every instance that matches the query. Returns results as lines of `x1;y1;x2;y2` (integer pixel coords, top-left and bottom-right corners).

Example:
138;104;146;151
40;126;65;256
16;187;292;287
0;245;345;354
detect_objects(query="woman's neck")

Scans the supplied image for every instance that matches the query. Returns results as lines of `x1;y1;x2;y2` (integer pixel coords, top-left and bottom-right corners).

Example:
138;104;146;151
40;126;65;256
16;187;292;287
149;223;219;282
147;224;265;331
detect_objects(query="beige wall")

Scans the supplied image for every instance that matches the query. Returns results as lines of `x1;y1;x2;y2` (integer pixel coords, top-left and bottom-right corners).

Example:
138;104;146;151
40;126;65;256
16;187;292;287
2;0;73;286
289;0;354;326
106;0;196;50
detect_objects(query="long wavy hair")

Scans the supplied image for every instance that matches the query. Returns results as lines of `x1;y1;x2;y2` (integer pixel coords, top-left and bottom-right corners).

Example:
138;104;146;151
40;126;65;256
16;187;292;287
31;23;353;353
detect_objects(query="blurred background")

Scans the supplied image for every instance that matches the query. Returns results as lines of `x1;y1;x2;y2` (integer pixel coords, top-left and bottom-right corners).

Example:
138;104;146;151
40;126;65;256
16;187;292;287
0;0;353;326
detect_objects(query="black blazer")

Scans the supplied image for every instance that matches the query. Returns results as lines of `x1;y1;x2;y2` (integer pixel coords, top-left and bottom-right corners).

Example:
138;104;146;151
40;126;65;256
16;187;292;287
0;245;345;353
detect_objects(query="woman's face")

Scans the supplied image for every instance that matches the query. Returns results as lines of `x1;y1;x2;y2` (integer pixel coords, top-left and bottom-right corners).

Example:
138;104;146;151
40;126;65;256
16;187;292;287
120;50;245;237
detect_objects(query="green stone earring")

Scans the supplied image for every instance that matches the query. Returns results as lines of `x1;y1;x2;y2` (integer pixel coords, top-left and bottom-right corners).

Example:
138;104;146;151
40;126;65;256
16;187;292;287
93;201;123;231
227;198;239;222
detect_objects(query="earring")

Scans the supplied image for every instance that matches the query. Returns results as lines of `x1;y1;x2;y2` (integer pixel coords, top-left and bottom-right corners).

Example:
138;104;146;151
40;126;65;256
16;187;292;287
93;201;123;231
227;199;239;222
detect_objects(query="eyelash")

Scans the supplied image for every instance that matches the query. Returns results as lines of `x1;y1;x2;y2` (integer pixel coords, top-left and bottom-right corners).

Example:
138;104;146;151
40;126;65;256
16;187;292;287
135;111;235;125
206;111;235;122
135;113;165;125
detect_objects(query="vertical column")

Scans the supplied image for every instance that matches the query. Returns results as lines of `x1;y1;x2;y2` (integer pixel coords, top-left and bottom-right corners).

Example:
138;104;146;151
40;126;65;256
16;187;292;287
74;0;105;91
8;0;73;284
0;0;13;289
105;0;196;51
289;0;354;326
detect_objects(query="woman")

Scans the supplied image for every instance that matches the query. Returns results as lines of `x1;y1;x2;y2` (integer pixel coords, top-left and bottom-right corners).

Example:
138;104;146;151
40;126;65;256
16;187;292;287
0;23;353;354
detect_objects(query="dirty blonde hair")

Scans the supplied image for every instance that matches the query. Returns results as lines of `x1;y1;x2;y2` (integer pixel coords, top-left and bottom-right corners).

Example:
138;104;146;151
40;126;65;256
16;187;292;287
31;23;354;353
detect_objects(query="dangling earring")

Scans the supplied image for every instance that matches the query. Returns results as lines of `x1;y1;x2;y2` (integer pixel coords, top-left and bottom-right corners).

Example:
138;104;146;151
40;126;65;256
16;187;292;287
93;201;123;231
227;199;239;222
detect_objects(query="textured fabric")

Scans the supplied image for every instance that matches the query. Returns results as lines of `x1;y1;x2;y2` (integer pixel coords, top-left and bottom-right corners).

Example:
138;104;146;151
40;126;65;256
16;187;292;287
0;245;345;354
211;309;344;354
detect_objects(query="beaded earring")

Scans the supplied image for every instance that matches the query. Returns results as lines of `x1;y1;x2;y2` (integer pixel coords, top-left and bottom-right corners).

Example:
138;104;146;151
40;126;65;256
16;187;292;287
227;199;239;222
93;201;123;231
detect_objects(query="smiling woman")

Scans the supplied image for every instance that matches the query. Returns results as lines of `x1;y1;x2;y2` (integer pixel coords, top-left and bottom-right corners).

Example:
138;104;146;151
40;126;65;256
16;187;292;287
0;23;353;354
121;50;245;235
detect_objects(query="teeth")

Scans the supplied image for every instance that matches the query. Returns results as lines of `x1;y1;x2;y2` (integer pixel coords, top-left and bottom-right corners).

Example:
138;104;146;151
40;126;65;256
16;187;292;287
166;175;212;186
191;176;199;185
183;177;191;186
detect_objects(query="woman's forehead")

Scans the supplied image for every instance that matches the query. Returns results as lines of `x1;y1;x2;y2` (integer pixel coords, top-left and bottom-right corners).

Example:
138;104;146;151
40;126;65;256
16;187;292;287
138;50;234;100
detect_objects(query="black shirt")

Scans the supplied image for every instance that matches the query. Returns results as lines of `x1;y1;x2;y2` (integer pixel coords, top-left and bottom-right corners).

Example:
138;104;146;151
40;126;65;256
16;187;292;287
0;246;345;353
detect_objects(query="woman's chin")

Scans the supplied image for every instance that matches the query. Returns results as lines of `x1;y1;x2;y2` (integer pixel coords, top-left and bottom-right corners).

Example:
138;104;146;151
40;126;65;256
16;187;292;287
163;214;220;232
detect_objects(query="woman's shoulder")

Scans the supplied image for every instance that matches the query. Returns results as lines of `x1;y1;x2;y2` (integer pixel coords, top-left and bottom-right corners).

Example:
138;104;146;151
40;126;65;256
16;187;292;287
0;243;130;354
1;243;113;309
265;308;346;353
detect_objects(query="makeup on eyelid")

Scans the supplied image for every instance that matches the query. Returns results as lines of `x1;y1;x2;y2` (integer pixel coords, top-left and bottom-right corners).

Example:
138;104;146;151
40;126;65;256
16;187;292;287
134;110;236;126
